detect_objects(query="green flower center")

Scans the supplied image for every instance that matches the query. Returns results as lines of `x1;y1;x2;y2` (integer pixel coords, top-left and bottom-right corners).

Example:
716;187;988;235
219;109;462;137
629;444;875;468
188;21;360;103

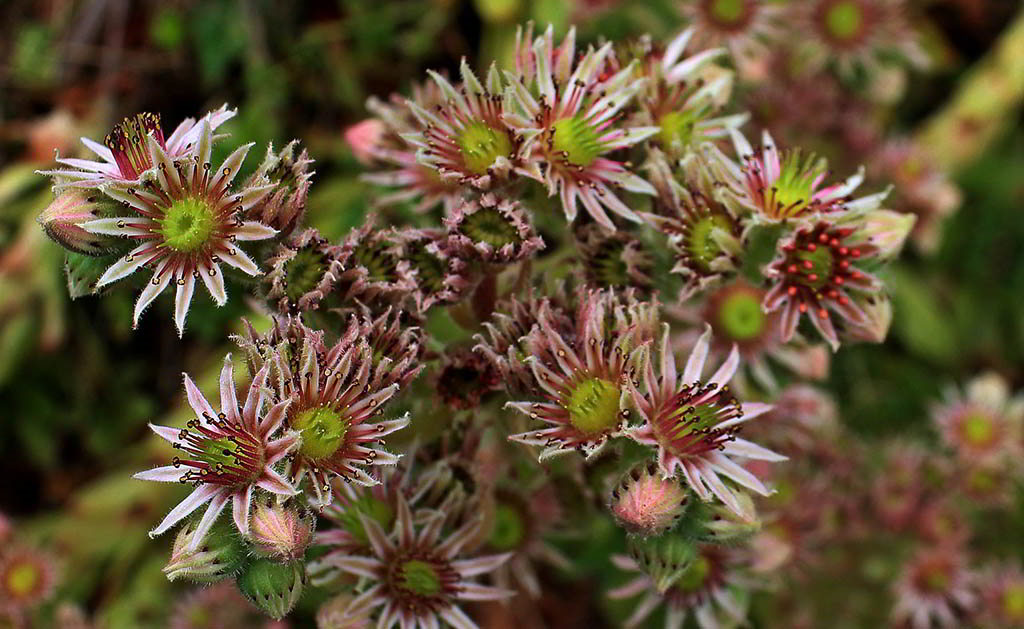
708;0;748;25
405;242;447;295
159;197;216;253
922;566;950;593
657;110;699;150
1004;584;1024;620
687;214;731;271
717;291;764;342
397;560;442;597
461;207;522;250
552;116;602;168
284;248;327;302
293;406;348;460
824;0;864;42
676;555;711;593
566;377;621;435
793;246;835;291
458;122;513;175
962;411;996;447
772;151;826;218
4;562;41;598
354;241;398;283
489;503;526;551
199;436;246;468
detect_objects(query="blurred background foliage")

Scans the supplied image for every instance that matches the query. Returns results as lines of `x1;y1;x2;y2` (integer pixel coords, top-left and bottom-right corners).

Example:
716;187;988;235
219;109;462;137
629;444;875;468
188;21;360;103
0;0;1022;626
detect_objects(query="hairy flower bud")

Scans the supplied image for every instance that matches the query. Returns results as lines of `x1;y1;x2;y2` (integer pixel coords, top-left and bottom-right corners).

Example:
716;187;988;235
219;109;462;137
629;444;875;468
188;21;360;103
163;520;248;583
37;191;118;256
627;532;698;593
246;140;314;238
236;558;305;620
609;463;688;537
248;502;314;561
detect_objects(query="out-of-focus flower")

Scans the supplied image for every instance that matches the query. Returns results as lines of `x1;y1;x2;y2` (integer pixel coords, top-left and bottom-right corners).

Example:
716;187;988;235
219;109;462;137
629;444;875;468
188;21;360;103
609;463;689;537
506;290;652;460
265;228;345;313
239;317;417;506
344;119;386;165
244;140;314;239
0;547;58;613
316;592;372;629
333;220;417;308
39;106;236;189
679;0;784;75
134;356;298;545
317;493;513;628
626;324;782;518
170;582;287;629
434;347;501;410
71;118;278;335
892;547;977;629
709;129;884;225
575;223;653;291
404;61;522;189
977;563;1024;629
932;372;1023;465
504;25;658;230
609;544;751;629
444;194;544;264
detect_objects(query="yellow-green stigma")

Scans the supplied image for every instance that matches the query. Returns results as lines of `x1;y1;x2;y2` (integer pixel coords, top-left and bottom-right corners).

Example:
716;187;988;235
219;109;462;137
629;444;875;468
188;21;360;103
489;503;526;551
676;555;711;593
658;110;699;149
397;560;442;597
961;411;996;448
405;242;447;295
4;562;41;598
566;377;621;435
772;151;827;218
717;291;765;342
552;116;602;167
159;197;216;253
687;214;732;271
708;0;748;26
199;436;245;468
458;122;513;175
461;208;522;249
293;406;348;460
824;0;865;43
1004;583;1024;620
793;246;835;291
284;248;326;302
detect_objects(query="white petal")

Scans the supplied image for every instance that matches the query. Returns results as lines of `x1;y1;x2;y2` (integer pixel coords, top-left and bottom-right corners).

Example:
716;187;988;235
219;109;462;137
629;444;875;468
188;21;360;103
186;491;230;551
683;325;711;384
232;221;278;241
217;246;261;276
148;484;218;537
133;466;184;483
133;264;173;328
174;273;196;337
94;245;152;288
199;263;227;306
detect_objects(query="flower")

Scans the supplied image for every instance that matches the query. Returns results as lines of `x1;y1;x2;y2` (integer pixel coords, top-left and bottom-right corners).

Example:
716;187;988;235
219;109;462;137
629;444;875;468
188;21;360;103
243;139;314;238
628;28;742;156
892;547;977;629
708;129;885;225
265;228;345;313
504;25;658;230
404;60;522;189
574;223;653;291
345;119;386;165
0;547;58;613
134;356;298;546
506;289;652;460
609;463;689;537
977;563;1024;629
390;227;470;313
38;105;236;189
932;372;1023;465
77;118;279;335
318;493;513;628
243;317;418;506
609;544;752;629
444;194;544;264
626;324;783;518
170;581;283;629
333;220;417;309
643;152;741;299
762;218;886;350
679;0;784;74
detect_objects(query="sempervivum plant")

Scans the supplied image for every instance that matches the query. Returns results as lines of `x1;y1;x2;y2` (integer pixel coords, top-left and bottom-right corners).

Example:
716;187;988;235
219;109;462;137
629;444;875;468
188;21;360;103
30;15;929;627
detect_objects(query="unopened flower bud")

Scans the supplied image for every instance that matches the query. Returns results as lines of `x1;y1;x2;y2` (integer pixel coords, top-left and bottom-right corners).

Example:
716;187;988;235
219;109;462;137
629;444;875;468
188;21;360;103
248;502;314;561
609;463;688;537
246;140;313;238
37;191;117;256
236;558;305;620
163;520;247;583
701;495;761;544
343;119;385;165
627;532;697;593
316;592;373;629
